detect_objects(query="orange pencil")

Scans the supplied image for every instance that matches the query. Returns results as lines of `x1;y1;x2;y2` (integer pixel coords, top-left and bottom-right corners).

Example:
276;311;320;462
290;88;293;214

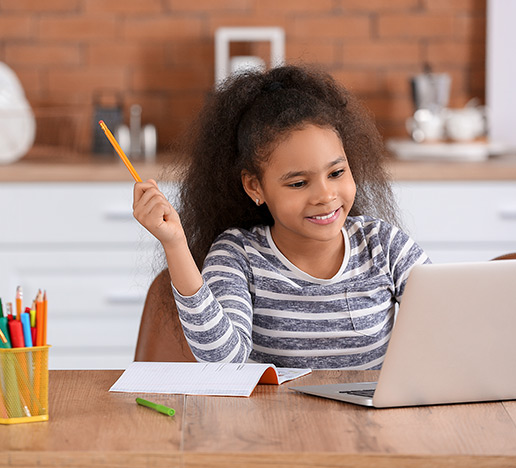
98;120;142;182
35;290;43;347
15;286;22;321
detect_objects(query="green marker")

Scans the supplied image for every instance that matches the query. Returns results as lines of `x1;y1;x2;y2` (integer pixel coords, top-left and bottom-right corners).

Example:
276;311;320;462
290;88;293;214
0;317;11;348
136;397;175;416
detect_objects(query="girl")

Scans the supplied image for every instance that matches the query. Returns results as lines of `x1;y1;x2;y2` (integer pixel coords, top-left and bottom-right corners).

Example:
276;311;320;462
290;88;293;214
133;65;429;370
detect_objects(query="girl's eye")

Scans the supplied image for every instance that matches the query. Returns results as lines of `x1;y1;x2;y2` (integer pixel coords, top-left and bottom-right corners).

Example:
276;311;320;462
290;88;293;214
330;169;345;178
288;181;305;188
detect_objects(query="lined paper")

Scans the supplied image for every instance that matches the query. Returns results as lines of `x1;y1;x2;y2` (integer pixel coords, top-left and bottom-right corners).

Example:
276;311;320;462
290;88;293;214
109;362;311;397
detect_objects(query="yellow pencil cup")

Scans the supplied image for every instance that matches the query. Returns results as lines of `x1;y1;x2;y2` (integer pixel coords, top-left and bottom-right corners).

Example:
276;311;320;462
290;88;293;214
0;346;50;424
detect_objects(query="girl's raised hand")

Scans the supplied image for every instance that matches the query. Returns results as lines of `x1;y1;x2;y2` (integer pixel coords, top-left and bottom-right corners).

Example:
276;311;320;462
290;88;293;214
133;179;185;248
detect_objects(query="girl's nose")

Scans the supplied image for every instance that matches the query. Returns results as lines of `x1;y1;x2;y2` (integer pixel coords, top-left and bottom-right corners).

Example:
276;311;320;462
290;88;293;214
312;180;336;205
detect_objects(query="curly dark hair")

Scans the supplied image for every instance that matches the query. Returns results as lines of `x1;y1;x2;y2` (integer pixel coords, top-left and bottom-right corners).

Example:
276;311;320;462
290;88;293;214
168;64;399;269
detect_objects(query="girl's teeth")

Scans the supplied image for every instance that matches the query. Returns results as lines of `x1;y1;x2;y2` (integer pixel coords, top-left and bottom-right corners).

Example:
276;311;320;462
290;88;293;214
312;210;336;220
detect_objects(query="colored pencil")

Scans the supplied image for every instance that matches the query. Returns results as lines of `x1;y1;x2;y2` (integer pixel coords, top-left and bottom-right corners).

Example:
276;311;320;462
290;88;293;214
42;291;47;346
15;286;22;321
35;290;43;347
0;317;10;348
0;327;7;344
98;120;142;182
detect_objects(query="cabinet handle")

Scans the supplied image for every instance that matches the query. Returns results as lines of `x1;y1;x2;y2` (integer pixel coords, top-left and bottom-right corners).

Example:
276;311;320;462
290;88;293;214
103;208;134;221
105;292;145;304
498;207;516;220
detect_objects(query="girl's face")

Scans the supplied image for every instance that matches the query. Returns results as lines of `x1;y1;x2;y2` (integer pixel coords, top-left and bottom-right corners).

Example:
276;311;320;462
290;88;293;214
242;124;356;250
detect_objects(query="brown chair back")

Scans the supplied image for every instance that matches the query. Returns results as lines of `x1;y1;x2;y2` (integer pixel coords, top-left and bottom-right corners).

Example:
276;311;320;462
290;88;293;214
134;269;195;362
492;253;516;261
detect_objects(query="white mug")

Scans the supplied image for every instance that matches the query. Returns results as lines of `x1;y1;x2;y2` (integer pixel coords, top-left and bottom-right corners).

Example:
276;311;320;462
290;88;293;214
445;108;485;141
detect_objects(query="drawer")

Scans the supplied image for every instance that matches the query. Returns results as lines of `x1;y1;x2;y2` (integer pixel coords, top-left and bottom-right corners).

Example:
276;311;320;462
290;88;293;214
0;181;178;244
393;181;516;243
48;313;140;349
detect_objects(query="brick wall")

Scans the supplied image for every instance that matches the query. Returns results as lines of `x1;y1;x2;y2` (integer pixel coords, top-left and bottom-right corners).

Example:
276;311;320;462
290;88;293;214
0;0;486;154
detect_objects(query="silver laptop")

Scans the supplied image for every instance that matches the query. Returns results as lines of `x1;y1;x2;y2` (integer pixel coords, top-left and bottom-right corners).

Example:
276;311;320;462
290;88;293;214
290;260;516;408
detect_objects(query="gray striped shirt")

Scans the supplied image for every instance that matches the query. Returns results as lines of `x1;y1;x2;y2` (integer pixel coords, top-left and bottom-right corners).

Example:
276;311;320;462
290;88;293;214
173;216;429;370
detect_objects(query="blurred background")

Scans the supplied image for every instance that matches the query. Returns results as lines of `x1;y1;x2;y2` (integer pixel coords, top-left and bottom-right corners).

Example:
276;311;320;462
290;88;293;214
0;0;487;154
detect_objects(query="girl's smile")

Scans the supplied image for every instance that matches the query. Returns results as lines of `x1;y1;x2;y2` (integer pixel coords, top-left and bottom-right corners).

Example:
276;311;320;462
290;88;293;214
306;206;342;225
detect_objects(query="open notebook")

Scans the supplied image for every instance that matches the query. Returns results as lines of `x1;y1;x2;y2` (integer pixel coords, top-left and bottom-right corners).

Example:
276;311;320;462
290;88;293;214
109;362;311;397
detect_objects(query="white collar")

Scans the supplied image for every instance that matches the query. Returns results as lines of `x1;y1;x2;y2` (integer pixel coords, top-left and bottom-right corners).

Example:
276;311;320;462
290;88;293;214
265;225;350;284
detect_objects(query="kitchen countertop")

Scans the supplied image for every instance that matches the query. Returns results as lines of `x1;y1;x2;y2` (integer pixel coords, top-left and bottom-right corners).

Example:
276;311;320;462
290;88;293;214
2;153;516;182
385;154;516;181
0;154;180;182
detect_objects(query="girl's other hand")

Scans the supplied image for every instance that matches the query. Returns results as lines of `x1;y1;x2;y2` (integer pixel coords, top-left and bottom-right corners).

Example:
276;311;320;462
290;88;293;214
133;179;185;248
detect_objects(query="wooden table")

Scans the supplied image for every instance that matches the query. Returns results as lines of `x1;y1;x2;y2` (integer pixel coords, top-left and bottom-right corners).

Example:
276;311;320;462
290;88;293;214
1;370;515;467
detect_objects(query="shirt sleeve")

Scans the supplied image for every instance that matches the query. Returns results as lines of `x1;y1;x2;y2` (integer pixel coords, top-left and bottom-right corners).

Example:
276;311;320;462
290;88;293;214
172;232;254;363
378;220;431;302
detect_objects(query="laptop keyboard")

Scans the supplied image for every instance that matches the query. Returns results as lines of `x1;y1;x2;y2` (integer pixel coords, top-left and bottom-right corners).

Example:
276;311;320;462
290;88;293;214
339;389;375;398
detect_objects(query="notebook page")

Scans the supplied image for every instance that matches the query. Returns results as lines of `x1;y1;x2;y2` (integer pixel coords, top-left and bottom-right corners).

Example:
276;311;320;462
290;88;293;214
109;362;281;397
276;367;311;384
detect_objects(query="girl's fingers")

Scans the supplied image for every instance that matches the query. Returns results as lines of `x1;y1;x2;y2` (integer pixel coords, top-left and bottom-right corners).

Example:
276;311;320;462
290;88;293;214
148;203;171;226
133;180;156;204
135;192;179;229
133;180;167;209
133;180;184;245
136;195;170;219
133;178;158;197
139;187;166;210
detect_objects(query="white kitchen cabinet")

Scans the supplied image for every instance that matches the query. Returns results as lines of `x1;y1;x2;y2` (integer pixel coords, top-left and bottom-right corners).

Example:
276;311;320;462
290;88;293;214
393;181;516;263
0;182;175;370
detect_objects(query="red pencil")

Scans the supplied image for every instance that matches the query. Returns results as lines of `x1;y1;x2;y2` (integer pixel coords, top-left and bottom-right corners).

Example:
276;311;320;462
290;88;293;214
35;290;43;347
6;302;13;321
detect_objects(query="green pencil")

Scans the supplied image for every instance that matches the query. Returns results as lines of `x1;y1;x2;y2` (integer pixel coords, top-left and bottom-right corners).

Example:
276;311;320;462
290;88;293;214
136;397;175;416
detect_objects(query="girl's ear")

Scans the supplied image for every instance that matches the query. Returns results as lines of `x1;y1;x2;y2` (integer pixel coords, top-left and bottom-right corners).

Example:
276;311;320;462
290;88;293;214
241;170;264;205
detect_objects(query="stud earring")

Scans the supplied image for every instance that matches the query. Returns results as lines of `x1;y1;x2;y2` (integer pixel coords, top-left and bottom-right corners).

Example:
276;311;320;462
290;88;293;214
255;198;260;206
